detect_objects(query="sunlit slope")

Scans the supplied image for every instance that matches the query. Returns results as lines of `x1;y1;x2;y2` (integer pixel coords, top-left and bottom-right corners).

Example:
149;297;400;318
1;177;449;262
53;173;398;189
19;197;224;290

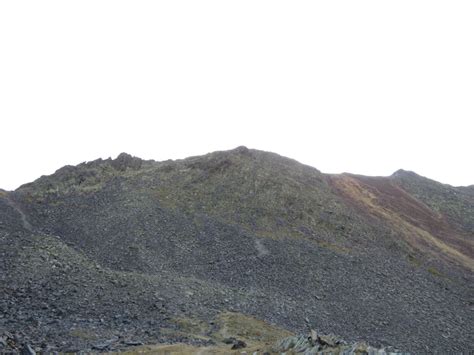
329;173;473;271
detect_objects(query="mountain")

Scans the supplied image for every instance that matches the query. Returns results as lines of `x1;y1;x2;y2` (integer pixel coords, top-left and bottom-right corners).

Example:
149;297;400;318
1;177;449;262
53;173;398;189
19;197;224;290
1;147;472;353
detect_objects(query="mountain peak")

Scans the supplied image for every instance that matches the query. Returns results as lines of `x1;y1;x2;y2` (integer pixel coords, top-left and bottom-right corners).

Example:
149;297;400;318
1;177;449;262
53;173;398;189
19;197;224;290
111;152;143;171
232;145;251;154
391;169;419;178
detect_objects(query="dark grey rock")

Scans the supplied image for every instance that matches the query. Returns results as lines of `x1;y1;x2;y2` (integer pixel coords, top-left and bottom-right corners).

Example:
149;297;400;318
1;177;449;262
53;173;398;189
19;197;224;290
92;337;119;350
231;340;247;350
124;340;144;346
0;337;7;347
20;344;35;355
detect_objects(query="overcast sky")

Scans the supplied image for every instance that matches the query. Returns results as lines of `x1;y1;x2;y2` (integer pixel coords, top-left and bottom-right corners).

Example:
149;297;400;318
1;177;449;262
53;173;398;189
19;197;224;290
1;1;473;190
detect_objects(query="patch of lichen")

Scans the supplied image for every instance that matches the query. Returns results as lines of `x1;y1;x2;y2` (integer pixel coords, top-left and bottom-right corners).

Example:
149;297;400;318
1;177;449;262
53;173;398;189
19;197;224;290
427;266;445;278
407;254;422;267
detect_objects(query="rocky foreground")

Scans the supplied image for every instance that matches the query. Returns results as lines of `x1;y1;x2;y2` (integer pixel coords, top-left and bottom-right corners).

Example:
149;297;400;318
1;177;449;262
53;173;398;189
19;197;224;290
0;147;472;353
1;315;406;354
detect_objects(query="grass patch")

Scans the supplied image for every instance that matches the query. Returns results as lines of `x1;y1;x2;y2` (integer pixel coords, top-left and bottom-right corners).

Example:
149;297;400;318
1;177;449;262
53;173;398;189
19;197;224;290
70;328;99;341
408;254;422;267
118;311;294;355
214;311;293;345
427;267;444;278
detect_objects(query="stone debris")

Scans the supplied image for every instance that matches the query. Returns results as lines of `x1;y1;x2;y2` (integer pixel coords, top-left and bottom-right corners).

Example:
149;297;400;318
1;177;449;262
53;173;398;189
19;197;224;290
273;332;407;355
1;147;472;354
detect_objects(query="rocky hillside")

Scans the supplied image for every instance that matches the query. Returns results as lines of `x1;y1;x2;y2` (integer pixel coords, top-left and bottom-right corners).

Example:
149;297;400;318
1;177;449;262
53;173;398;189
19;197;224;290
1;147;473;353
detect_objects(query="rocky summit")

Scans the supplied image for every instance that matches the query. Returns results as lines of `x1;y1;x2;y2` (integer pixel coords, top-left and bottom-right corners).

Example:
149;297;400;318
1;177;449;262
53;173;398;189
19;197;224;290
0;147;473;353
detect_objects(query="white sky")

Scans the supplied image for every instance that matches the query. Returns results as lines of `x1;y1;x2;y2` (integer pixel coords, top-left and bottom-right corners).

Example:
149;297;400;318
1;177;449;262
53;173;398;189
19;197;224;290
1;1;473;190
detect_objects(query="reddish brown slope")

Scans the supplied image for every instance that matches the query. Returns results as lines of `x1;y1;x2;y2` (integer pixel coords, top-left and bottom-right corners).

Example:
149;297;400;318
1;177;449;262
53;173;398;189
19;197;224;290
328;173;473;271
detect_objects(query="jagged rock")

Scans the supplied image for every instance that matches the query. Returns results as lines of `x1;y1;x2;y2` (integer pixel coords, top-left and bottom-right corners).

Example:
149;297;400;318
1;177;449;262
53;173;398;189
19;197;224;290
231;339;247;350
92;337;119;350
124;340;144;346
318;334;339;348
20;344;36;355
273;332;404;355
0;337;7;347
111;153;142;171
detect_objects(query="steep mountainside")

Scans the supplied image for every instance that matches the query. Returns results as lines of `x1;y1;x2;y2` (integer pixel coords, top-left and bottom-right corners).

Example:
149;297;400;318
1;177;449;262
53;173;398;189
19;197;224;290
1;147;473;353
330;172;473;272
